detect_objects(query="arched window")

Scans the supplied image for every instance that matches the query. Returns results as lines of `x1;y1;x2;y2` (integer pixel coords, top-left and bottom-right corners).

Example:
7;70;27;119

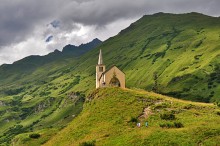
109;73;121;87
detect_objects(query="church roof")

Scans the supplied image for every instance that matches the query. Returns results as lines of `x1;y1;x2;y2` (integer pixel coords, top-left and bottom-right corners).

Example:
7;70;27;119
103;65;125;75
99;65;125;81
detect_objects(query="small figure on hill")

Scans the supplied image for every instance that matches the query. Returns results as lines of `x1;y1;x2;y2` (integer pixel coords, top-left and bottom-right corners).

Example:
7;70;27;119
137;122;141;127
145;121;148;127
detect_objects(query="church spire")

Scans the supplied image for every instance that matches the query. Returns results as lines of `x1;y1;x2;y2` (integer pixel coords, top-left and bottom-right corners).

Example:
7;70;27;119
98;49;103;65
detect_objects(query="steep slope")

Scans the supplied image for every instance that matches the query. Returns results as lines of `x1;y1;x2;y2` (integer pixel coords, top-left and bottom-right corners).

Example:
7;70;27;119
42;88;220;146
0;39;101;145
69;12;220;102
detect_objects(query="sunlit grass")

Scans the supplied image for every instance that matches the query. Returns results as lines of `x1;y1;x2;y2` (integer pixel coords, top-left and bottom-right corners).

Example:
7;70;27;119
44;87;220;146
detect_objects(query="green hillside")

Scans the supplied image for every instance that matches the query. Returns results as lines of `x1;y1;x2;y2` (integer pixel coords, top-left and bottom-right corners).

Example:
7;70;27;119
74;12;220;103
0;38;101;85
0;39;101;145
1;12;220;145
40;87;220;146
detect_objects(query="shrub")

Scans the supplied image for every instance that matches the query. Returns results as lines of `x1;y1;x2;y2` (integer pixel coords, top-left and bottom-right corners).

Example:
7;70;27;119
194;40;203;48
129;117;138;123
216;111;220;116
79;140;96;146
39;91;51;96
29;133;40;139
183;104;195;109
159;122;183;128
160;113;175;120
214;101;220;107
4;87;25;95
159;122;173;128
174;122;184;128
6;124;25;138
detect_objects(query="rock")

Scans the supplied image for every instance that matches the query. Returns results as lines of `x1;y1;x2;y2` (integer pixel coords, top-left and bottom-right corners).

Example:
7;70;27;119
0;101;5;106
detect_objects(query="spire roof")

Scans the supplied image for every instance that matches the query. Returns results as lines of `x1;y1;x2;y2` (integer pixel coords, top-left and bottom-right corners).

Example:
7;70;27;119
98;49;103;65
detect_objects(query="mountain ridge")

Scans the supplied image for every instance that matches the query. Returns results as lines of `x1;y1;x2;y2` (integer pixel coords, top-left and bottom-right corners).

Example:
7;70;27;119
0;38;102;66
0;38;102;85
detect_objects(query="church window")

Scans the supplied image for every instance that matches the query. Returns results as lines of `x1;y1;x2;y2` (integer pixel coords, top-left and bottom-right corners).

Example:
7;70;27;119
99;67;103;72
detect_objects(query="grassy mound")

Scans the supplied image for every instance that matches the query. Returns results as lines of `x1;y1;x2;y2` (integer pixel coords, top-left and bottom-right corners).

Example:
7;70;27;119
44;88;220;146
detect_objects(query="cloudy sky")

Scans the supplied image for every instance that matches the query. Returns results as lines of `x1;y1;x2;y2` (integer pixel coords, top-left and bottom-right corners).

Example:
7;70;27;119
0;0;220;65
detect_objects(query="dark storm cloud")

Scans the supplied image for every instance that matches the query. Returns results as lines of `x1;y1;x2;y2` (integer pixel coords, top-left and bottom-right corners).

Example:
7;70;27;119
0;0;57;46
1;0;220;48
59;0;150;26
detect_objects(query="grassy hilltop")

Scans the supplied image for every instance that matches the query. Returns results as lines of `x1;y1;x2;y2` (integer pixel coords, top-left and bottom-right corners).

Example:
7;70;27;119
42;88;220;146
0;12;220;145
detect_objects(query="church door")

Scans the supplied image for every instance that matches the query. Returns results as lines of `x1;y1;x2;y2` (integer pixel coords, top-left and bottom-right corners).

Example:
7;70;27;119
109;74;121;87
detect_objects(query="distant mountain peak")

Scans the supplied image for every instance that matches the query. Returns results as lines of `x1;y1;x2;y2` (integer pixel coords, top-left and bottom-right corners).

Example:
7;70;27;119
54;49;61;53
93;38;102;42
62;38;102;53
78;38;102;47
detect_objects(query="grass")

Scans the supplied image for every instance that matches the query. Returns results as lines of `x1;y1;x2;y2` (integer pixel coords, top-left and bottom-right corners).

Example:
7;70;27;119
43;87;220;146
12;128;59;146
0;91;84;145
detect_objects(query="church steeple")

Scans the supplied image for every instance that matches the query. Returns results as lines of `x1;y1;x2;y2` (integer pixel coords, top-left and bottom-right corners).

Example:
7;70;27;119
98;49;103;65
96;49;105;88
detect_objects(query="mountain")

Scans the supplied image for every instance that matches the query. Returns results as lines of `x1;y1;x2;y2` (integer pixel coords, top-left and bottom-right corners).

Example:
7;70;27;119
68;12;220;103
1;12;220;145
16;88;220;146
0;39;101;145
62;38;102;56
0;38;102;85
22;12;219;103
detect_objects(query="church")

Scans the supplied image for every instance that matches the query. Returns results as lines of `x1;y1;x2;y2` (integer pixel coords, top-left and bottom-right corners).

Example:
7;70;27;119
96;49;125;89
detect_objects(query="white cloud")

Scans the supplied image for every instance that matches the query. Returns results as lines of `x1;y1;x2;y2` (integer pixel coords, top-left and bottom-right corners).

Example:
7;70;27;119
0;15;139;65
0;38;47;65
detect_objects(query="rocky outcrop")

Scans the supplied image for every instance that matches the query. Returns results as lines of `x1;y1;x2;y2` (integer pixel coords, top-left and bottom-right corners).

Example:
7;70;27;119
0;101;5;106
